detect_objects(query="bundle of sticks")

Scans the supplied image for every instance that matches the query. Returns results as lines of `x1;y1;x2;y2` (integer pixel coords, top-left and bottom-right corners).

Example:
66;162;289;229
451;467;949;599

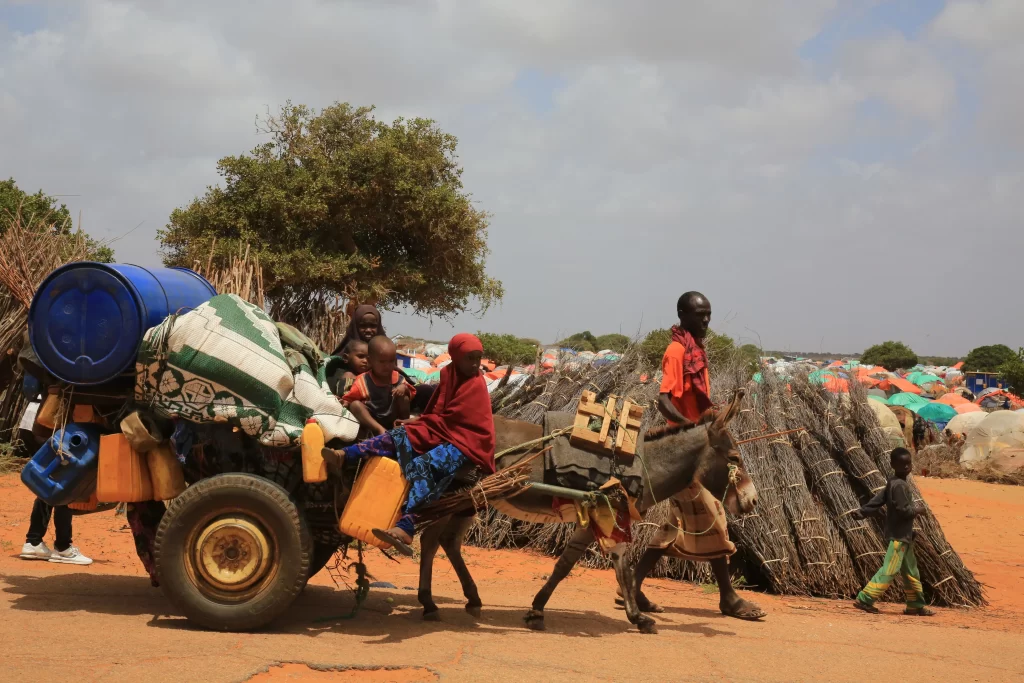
466;346;986;606
0;207;94;440
415;448;545;524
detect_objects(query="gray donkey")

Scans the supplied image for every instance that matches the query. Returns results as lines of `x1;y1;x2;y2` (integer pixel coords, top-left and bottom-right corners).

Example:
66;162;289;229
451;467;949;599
414;389;758;634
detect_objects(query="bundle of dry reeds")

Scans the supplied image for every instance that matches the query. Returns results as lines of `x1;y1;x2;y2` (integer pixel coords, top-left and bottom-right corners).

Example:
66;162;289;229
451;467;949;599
468;345;986;607
0;208;94;439
416;449;544;522
191;239;265;309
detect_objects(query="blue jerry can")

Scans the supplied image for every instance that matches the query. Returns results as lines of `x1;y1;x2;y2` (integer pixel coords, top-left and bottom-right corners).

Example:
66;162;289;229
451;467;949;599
21;423;101;506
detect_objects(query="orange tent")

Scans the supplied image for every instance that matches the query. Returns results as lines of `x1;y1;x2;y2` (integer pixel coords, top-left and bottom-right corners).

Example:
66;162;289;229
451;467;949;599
954;402;982;414
952;361;964;370
885;377;922;395
937;393;969;407
828;361;844;368
822;375;850;393
433;353;451;366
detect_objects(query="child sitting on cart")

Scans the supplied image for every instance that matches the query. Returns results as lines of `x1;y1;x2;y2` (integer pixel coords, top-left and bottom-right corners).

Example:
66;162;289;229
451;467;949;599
327;338;370;397
342;335;414;438
324;333;495;555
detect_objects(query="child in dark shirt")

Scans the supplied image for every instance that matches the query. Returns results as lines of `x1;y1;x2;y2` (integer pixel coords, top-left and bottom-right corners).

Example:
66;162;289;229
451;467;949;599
328;339;370;397
852;447;934;616
343;336;413;437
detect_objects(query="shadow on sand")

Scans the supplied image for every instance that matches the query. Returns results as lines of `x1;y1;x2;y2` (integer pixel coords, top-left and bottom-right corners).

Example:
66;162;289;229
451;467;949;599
1;573;736;641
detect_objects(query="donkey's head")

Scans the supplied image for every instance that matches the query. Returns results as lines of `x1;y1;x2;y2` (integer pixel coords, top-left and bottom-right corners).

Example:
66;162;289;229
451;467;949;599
695;389;758;516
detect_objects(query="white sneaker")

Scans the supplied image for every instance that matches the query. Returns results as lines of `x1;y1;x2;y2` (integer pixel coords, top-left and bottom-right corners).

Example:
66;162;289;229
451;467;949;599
48;546;93;566
20;542;52;560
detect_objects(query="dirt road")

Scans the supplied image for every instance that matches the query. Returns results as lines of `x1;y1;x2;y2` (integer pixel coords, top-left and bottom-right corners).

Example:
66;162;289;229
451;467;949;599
2;473;1022;682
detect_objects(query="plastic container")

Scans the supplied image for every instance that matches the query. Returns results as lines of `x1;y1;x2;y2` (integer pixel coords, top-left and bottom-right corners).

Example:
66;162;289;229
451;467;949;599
68;490;99;511
36;390;61;430
300;419;327;483
21;423;101;506
29;263;216;385
72;404;97;423
338;457;409;548
97;433;153;503
146;444;186;500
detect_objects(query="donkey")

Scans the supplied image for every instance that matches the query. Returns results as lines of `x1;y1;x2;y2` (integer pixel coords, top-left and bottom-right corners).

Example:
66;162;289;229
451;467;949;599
413;389;757;633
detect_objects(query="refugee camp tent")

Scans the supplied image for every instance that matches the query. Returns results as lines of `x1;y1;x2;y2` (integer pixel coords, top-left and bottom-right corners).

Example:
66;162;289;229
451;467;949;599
960;411;1024;474
978;389;1024;410
884;377;923;395
937;393;970;407
917;402;957;425
888;393;930;408
945;411;987;437
907;372;942;387
867;399;906;448
402;368;430;383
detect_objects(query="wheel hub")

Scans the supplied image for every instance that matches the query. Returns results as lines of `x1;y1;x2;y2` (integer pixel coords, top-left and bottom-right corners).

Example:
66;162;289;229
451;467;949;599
194;517;271;592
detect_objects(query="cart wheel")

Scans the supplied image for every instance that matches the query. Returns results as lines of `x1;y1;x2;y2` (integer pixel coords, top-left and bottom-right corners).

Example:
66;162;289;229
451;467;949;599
154;473;311;631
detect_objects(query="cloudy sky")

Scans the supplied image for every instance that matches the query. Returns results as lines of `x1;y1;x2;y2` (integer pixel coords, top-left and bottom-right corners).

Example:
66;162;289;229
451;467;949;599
2;1;1021;355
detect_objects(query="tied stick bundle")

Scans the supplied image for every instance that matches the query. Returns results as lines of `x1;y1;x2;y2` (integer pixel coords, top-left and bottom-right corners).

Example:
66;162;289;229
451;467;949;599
191;239;265;309
725;390;805;594
784;380;889;585
0;207;94;439
746;372;859;597
469;341;984;606
416;449;544;523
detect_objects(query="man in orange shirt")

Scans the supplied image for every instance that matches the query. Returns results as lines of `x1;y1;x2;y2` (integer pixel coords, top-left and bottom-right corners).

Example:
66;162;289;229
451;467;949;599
632;291;766;621
658;292;713;428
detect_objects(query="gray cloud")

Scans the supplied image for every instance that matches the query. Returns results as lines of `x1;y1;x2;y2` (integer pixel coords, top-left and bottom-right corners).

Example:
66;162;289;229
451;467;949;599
1;0;1021;355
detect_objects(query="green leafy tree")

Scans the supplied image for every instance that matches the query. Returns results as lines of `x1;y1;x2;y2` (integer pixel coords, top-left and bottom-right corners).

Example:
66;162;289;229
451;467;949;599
595;333;630;353
477;333;538;367
861;341;918;371
705;330;736;364
962;344;1017;372
0;178;114;262
640;328;743;372
160;102;502;322
737;343;762;375
919;356;962;367
641;328;672;367
997;348;1024;394
558;331;598;352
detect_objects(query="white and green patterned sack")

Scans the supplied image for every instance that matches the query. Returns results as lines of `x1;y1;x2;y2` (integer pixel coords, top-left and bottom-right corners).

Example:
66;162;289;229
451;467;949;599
135;294;359;447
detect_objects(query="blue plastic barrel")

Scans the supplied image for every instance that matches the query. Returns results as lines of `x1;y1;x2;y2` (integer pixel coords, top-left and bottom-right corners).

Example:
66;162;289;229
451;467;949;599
29;263;216;385
21;423;101;506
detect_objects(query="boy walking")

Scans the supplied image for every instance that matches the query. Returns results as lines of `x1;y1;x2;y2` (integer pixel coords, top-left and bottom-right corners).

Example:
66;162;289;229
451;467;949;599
852;447;933;615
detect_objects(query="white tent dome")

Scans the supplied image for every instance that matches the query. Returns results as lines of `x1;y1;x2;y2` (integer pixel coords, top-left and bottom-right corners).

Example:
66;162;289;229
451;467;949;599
960;411;1024;474
945;411;988;437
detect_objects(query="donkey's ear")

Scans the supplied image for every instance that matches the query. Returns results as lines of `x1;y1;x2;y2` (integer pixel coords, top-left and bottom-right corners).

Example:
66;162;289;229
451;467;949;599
714;388;745;428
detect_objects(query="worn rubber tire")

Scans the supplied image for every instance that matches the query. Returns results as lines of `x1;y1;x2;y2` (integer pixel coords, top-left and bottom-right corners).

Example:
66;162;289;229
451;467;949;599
154;473;311;632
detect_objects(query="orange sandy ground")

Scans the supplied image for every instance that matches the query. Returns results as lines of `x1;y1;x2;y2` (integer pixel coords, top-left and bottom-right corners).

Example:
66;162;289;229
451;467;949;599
0;473;1022;682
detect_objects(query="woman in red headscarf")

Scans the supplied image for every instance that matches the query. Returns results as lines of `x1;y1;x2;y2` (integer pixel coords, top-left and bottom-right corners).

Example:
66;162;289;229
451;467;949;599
326;333;495;555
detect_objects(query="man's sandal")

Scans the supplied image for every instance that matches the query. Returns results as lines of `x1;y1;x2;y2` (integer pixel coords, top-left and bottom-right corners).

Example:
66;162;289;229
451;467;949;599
904;607;936;616
854;600;880;614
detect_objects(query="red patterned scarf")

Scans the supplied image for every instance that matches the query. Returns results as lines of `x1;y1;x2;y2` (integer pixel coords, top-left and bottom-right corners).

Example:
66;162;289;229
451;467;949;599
671;326;712;413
